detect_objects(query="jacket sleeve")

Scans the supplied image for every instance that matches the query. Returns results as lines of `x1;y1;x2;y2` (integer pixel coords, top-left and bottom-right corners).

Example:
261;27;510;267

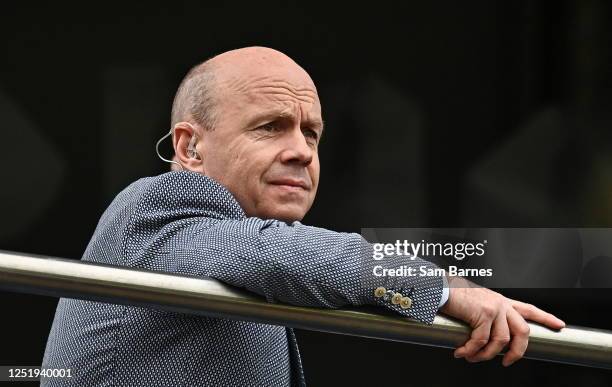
199;218;441;324
124;174;444;325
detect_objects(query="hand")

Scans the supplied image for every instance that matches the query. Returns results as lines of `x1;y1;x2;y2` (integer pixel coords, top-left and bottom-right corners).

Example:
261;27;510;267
440;276;565;366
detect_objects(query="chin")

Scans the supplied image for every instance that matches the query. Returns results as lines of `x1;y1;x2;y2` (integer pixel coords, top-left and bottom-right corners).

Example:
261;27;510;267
272;211;305;223
262;205;307;223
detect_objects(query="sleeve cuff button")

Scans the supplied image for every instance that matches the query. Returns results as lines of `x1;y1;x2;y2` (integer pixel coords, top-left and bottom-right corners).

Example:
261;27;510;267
391;293;403;305
400;296;413;309
374;287;386;298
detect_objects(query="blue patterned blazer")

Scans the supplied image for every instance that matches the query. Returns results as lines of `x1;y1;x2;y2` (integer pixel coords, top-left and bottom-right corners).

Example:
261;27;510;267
42;171;443;386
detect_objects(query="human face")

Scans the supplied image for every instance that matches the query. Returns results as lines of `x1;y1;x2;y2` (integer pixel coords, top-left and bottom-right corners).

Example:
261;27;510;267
196;65;323;223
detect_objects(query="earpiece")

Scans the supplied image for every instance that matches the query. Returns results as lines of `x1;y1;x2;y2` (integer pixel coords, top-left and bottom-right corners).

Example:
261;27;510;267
187;134;201;160
155;124;200;170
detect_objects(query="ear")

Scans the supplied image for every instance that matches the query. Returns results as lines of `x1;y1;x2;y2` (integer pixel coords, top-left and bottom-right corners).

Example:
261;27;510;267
172;122;204;172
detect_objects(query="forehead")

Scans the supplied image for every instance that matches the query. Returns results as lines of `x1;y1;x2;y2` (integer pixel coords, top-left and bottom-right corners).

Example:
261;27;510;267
214;62;322;121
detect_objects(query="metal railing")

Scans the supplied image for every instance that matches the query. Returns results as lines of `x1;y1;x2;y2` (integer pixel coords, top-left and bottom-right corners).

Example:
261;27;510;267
0;250;611;369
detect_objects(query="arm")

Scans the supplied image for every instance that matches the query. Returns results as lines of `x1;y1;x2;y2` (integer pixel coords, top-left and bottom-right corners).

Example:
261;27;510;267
119;173;444;324
153;217;444;324
125;172;562;365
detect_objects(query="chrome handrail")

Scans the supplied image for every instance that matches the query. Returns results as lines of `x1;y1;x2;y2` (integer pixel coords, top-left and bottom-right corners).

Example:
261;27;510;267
0;250;610;369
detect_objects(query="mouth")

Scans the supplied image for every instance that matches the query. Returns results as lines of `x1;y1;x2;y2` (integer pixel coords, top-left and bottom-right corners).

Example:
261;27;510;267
268;179;310;191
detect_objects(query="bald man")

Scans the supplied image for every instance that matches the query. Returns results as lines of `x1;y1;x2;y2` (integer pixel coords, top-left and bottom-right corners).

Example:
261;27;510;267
42;47;564;386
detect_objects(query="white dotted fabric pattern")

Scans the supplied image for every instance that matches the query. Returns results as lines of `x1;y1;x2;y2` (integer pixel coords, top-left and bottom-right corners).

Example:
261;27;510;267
41;171;443;386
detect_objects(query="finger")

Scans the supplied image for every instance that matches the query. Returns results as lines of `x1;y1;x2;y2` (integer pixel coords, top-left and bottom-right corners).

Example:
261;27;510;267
465;313;510;362
503;308;530;367
511;300;565;330
454;318;492;359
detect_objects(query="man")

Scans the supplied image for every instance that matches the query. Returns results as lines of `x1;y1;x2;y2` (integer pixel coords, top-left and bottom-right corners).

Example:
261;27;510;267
42;47;564;386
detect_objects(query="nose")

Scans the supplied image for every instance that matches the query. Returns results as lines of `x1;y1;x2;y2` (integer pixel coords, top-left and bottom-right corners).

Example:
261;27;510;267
279;127;313;166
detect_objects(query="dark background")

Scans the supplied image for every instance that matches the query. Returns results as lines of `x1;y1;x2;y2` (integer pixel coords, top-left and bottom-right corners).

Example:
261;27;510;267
1;1;611;385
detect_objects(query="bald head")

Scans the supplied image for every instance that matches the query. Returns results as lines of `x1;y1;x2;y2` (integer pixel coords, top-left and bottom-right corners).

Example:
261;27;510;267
170;47;315;130
210;46;314;87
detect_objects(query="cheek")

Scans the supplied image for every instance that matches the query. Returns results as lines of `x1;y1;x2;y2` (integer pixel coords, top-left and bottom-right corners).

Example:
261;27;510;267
203;145;245;187
309;158;321;187
212;141;248;172
229;149;269;188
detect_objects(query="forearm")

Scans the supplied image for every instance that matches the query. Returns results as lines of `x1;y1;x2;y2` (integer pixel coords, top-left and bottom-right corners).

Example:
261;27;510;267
179;218;444;323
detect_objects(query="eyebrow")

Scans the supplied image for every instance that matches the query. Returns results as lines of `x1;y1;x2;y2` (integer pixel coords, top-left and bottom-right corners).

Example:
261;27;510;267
248;111;325;134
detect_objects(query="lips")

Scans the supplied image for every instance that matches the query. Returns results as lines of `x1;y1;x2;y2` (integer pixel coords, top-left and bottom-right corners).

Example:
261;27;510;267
269;178;310;190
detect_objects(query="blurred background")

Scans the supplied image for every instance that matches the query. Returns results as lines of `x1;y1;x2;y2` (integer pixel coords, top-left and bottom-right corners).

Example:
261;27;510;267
0;1;610;385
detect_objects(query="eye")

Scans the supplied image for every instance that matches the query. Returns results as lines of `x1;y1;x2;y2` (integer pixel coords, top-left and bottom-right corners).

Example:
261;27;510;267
302;128;319;144
302;128;319;141
257;122;281;132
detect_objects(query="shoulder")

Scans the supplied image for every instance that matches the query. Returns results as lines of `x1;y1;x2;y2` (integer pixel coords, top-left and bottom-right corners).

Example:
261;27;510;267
135;171;245;220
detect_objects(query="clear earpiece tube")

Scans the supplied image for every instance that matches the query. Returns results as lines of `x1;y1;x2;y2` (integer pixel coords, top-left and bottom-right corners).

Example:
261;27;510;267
155;130;183;170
